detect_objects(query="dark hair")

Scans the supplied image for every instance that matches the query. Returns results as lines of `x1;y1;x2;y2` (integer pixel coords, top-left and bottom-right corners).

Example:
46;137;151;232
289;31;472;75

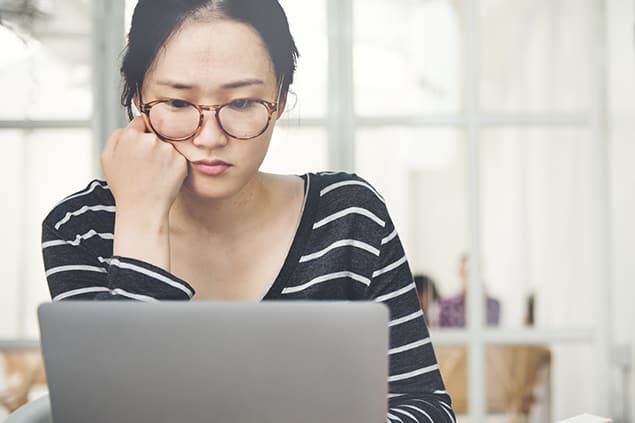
413;274;440;301
120;0;299;119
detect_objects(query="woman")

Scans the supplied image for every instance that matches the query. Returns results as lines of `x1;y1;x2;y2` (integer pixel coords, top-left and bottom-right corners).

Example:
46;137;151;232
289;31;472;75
42;0;455;421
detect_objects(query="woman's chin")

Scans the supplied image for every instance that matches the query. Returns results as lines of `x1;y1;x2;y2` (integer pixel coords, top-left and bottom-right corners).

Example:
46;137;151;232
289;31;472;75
181;172;243;201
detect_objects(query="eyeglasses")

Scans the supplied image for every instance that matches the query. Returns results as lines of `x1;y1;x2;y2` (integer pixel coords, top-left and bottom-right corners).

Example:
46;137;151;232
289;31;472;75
137;80;284;142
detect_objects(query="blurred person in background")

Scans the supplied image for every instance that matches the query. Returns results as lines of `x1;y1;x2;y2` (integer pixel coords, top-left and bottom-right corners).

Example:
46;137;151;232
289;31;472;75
438;254;501;327
413;273;440;326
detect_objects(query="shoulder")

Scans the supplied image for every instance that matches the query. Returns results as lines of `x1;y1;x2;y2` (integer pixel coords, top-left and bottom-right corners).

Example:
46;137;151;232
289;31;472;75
305;171;387;217
308;171;384;198
42;179;115;238
297;172;393;251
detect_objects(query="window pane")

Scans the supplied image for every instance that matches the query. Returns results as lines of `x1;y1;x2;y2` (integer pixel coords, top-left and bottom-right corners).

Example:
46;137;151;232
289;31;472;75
354;0;462;116
437;343;595;421
479;0;592;113
356;127;467;327
0;131;24;339
279;0;327;118
485;344;595;422
0;129;93;339
484;344;551;421
261;126;327;175
435;344;469;416
0;1;92;120
481;129;593;329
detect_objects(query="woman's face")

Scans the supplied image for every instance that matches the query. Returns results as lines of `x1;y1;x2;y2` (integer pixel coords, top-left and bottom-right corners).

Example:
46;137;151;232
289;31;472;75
141;18;281;200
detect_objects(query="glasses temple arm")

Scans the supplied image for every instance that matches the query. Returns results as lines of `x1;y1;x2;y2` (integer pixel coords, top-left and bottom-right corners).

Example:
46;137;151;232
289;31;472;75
275;75;286;110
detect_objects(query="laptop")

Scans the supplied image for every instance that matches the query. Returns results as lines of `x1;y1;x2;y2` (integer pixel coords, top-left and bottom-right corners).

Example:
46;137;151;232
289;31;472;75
38;301;389;423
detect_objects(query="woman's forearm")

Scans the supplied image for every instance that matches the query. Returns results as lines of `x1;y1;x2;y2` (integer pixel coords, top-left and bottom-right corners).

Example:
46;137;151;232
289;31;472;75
113;209;172;272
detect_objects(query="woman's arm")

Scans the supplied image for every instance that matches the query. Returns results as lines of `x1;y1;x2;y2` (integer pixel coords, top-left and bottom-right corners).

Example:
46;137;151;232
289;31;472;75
102;116;186;271
368;218;455;423
42;212;193;302
42;116;192;302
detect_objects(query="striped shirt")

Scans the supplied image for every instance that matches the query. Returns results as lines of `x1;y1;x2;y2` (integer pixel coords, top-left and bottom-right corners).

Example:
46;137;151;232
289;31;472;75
41;171;455;423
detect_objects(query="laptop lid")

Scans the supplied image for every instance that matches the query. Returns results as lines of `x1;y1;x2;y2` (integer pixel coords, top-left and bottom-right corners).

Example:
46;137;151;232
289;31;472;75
38;301;388;423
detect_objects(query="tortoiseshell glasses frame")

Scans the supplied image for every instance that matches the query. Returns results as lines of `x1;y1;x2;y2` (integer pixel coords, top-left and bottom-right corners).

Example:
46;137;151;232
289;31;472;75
135;78;285;142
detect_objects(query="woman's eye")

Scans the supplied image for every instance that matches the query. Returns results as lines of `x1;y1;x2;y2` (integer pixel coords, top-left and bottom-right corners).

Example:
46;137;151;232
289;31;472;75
165;99;191;109
229;99;254;110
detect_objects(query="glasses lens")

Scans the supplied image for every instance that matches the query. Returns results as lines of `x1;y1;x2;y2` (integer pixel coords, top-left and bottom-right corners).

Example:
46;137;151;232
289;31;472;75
218;100;270;139
148;100;200;140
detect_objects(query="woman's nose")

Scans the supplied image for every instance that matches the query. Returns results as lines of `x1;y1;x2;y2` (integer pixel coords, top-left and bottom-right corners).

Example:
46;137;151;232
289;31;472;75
192;110;229;148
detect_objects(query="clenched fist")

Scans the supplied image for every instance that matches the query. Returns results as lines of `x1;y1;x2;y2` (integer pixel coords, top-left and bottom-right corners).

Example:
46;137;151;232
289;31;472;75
101;116;188;217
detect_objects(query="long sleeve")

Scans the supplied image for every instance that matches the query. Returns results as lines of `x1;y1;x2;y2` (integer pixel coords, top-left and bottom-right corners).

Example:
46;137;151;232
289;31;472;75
41;180;194;302
368;215;455;423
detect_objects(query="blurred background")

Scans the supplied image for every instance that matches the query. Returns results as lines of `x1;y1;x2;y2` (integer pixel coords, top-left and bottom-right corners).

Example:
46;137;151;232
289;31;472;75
0;0;633;421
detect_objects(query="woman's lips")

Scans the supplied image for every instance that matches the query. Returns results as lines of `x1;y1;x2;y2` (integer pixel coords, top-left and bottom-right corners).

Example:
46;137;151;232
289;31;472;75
191;160;231;176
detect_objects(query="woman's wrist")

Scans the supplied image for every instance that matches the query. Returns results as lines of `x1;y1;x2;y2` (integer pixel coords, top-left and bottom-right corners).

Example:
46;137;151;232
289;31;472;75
113;209;172;271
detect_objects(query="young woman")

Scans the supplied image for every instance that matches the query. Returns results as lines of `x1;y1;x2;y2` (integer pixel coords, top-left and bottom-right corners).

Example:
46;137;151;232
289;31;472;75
41;0;455;421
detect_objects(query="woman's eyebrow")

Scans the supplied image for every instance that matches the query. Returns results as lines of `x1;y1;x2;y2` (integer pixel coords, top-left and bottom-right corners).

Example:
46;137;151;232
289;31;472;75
154;78;265;90
155;80;195;90
220;78;265;90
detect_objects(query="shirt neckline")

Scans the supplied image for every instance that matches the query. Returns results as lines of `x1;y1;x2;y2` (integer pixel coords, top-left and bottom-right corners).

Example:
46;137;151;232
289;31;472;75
260;173;318;300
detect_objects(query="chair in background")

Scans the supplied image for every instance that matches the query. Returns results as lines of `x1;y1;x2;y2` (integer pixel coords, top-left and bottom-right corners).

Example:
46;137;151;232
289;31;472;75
435;344;551;422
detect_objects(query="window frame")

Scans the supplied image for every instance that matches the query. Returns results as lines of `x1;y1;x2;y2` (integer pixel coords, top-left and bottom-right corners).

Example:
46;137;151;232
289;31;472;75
328;0;611;420
0;0;612;419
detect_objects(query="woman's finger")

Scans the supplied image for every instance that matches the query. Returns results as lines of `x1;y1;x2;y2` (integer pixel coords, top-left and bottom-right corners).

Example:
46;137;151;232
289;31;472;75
128;115;148;133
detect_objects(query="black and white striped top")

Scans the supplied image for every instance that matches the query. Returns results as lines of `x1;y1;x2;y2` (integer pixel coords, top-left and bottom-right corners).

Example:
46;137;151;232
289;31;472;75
42;171;455;423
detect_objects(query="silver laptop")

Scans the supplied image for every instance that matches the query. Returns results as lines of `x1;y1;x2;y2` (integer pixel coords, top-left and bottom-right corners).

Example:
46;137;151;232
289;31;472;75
38;301;389;423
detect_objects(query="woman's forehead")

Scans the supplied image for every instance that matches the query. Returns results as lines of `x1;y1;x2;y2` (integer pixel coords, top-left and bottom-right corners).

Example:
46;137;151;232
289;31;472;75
145;19;276;90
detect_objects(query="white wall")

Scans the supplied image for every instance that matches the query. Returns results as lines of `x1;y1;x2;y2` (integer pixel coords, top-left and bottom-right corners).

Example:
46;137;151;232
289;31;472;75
607;0;635;420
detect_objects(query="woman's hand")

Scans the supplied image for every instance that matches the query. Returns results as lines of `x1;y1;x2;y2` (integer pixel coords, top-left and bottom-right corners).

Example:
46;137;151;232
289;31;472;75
101;117;187;269
101;116;187;217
